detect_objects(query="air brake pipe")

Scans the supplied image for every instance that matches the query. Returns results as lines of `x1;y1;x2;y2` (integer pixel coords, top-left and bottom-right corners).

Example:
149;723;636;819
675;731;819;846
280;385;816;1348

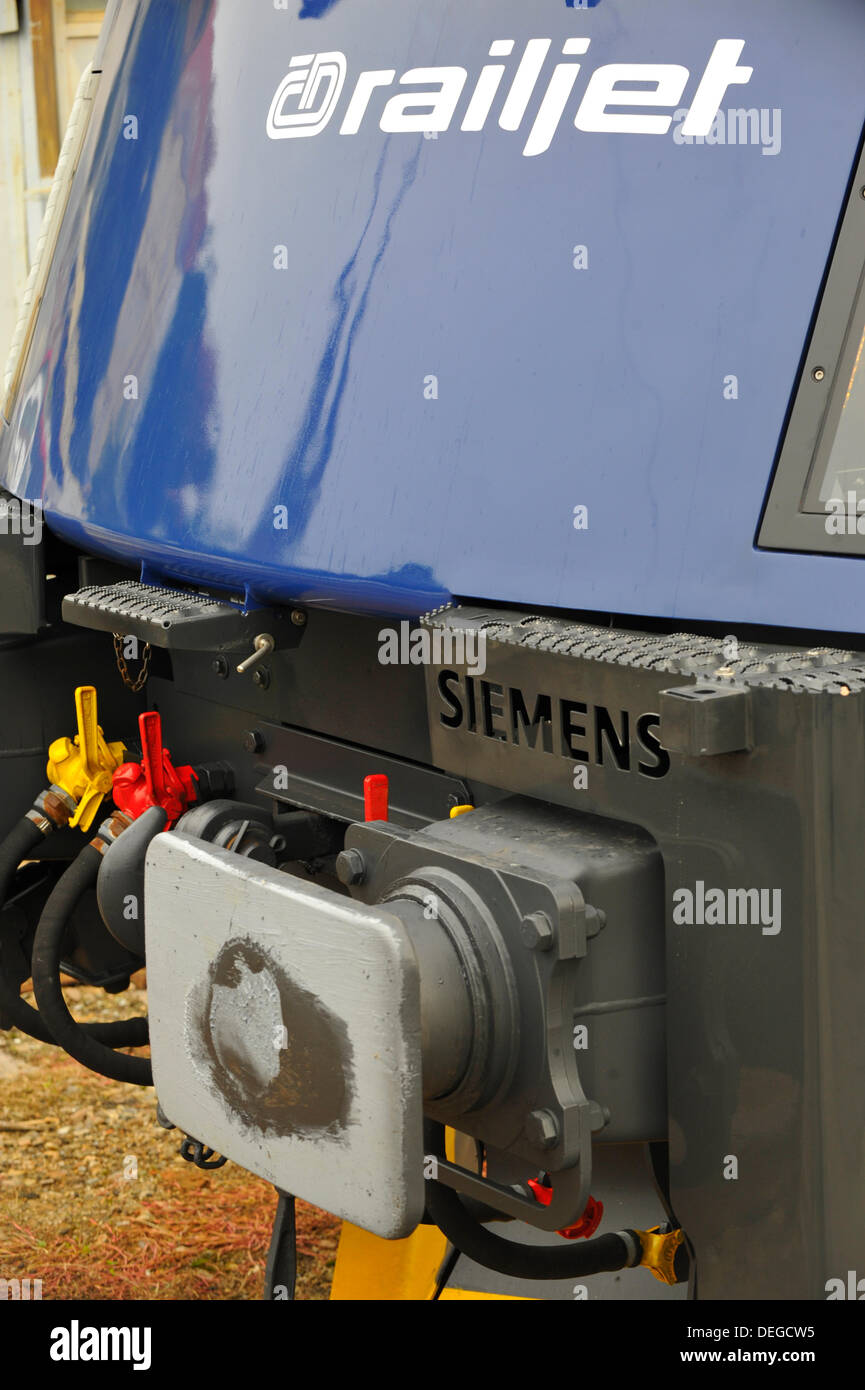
30;817;152;1086
423;1122;641;1280
425;1175;643;1280
0;795;148;1049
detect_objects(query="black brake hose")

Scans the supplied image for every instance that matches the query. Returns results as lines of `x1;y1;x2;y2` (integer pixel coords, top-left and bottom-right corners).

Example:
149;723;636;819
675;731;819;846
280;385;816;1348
31;843;152;1085
423;1123;642;1281
0;817;148;1050
424;1177;642;1281
264;1190;297;1300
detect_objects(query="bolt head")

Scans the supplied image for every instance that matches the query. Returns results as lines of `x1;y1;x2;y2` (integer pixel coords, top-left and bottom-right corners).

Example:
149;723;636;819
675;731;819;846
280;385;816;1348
812;367;826;382
336;848;366;886
290;608;307;627
211;657;228;678
242;729;264;754
520;911;554;951
524;1108;559;1149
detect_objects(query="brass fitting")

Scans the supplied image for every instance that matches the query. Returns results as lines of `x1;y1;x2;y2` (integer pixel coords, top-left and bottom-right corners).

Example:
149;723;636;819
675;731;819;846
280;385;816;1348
635;1226;687;1285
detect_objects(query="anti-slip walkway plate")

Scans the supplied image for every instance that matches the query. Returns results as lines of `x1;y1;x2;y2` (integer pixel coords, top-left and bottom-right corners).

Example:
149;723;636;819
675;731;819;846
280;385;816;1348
62;580;286;652
145;832;424;1239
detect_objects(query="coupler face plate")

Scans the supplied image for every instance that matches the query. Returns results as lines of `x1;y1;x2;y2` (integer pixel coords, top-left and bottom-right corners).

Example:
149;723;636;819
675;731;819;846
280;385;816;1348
145;833;424;1238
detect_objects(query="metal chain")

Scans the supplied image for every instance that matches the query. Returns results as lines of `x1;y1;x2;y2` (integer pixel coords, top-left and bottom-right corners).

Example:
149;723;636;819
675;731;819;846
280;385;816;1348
113;633;152;692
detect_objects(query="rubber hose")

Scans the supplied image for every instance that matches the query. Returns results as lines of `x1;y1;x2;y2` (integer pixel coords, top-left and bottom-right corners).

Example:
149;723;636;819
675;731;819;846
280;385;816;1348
31;844;152;1085
264;1191;297;1301
424;1176;641;1281
0;818;148;1048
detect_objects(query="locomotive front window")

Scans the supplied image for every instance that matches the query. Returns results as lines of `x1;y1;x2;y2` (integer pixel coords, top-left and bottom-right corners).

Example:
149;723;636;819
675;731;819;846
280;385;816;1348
758;136;865;555
810;312;865;510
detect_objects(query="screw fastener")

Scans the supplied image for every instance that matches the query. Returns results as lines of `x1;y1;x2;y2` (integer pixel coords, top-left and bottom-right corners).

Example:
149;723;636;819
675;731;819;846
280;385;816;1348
521;911;554;951
336;848;366;886
524;1108;559;1149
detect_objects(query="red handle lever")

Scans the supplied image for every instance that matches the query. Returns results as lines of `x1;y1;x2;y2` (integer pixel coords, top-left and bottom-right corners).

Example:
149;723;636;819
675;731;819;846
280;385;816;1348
112;710;198;828
364;773;389;822
139;710;167;805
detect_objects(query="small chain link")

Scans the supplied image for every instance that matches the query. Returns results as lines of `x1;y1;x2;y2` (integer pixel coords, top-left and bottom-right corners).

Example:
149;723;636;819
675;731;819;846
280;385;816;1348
113;633;152;692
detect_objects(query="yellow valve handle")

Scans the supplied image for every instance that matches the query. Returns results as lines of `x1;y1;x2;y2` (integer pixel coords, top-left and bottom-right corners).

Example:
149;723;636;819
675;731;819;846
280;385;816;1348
637;1226;686;1286
76;686;100;778
46;685;126;833
71;782;112;835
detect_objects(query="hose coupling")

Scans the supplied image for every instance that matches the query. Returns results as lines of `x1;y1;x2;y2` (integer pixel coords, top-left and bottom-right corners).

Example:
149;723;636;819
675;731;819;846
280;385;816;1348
26;784;78;834
635;1226;688;1285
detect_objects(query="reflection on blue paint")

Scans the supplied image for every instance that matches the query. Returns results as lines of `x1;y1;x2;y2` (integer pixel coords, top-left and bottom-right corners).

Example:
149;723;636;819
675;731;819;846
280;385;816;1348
299;0;343;17
251;142;421;552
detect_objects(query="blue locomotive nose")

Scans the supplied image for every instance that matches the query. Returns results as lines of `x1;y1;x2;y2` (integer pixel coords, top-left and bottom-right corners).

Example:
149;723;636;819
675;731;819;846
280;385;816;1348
3;0;865;630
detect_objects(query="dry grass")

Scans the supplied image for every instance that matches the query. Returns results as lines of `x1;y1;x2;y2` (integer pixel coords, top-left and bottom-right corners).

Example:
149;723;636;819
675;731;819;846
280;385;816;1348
0;982;340;1299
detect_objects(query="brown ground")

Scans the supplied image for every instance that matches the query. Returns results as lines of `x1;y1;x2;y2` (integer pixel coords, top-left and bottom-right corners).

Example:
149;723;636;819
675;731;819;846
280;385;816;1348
0;979;340;1299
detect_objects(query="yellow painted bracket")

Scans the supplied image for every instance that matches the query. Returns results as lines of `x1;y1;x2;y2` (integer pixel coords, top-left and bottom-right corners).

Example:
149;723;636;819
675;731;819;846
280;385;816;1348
329;1222;528;1300
46;685;126;832
330;1221;449;1301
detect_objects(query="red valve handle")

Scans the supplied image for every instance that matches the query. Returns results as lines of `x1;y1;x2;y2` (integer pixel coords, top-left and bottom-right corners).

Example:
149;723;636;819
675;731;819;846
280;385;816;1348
364;773;389;821
112;711;198;828
139;710;167;805
527;1178;604;1239
557;1195;604;1241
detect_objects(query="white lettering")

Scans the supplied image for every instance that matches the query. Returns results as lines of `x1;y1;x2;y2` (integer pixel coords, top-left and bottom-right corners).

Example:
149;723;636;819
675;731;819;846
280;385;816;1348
267;38;760;159
380;68;468;134
681;40;753;138
576;63;689;136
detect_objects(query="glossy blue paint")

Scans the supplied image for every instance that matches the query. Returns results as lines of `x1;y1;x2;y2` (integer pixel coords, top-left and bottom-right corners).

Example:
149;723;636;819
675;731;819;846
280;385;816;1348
2;0;865;628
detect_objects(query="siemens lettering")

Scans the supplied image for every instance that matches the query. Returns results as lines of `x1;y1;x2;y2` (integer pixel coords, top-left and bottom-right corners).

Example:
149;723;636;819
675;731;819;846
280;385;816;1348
436;671;669;778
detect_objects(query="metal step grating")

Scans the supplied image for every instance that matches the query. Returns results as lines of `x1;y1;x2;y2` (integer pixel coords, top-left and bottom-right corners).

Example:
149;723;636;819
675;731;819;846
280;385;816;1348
62;580;285;652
